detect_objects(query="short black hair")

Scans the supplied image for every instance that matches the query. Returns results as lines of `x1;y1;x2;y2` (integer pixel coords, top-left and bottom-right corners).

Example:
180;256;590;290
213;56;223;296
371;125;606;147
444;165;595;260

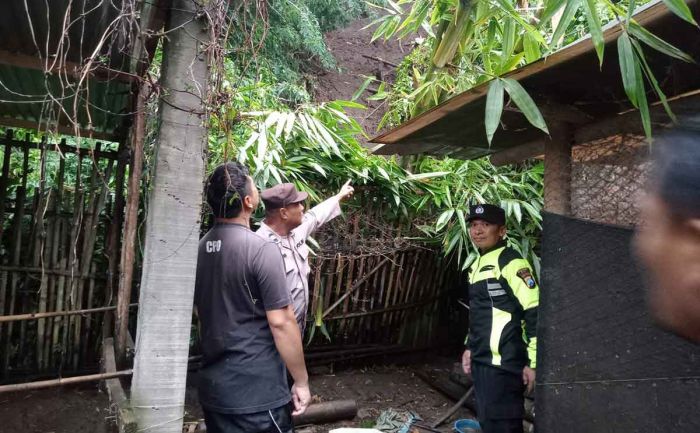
206;162;251;219
652;117;700;218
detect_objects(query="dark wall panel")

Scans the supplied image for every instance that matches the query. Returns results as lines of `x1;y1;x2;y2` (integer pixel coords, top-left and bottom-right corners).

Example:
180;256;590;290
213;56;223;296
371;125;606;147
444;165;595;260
537;212;700;433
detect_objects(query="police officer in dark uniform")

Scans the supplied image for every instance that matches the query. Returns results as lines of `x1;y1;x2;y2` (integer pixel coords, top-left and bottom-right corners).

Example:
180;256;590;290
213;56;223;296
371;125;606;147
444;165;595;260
461;204;539;433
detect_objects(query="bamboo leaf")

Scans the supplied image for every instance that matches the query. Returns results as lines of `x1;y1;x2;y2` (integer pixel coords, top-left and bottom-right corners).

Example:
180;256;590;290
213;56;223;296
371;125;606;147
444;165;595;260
582;0;605;66
541;0;567;24
617;33;638;107
352;76;375;101
628;22;694;62
661;0;698;25
492;0;547;44
627;0;636;22
502;78;549;134
485;79;505;145
523;33;541;64
630;38;677;123
634;56;652;138
550;0;580;47
403;171;451;182
436;209;455;231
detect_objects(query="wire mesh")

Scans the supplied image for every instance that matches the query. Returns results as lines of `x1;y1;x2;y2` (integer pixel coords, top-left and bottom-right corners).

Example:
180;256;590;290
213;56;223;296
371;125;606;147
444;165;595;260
571;134;651;228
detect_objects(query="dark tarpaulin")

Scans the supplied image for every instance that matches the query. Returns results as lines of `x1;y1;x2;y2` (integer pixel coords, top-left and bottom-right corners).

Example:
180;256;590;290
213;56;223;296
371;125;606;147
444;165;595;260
537;212;700;433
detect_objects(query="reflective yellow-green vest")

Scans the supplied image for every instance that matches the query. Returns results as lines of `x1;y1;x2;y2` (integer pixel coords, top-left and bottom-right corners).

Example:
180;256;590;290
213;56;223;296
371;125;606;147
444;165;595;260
466;241;539;373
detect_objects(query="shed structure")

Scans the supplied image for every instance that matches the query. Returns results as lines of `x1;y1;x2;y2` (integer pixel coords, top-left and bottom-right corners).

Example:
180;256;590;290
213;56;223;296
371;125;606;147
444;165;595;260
371;1;700;432
0;0;163;380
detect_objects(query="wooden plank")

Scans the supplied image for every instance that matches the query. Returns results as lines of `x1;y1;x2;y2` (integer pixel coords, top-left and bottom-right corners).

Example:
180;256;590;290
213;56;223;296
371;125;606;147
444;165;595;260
115;86;147;365
0;117;120;143
0;49;139;83
0;135;121;160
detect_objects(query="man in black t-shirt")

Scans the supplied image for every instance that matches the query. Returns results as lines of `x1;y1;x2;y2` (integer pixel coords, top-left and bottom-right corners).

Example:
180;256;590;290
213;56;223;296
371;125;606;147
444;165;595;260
195;162;310;433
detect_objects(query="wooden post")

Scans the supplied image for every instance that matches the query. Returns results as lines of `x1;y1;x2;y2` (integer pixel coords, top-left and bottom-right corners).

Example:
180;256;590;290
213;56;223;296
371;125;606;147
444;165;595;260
544;123;573;215
105;143;128;340
116;85;148;367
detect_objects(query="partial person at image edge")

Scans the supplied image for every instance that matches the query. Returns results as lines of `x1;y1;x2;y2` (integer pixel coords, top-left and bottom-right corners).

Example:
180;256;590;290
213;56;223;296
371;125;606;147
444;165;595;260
634;120;700;343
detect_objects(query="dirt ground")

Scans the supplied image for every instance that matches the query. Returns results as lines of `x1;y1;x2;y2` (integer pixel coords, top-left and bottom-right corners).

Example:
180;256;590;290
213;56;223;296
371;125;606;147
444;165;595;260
0;357;472;432
185;356;474;432
314;18;414;139
0;385;111;433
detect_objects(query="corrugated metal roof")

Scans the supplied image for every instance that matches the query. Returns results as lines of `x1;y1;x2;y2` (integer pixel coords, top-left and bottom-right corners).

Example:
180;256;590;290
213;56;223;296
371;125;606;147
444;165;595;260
0;0;161;141
370;0;700;160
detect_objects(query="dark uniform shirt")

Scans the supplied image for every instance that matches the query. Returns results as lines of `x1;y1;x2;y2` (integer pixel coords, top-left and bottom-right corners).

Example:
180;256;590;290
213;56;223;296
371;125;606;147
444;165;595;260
467;240;539;374
194;223;292;414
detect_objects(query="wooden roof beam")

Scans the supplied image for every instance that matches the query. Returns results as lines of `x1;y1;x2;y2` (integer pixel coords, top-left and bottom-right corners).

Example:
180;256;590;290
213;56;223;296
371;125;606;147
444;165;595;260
0;49;139;83
0;116;120;142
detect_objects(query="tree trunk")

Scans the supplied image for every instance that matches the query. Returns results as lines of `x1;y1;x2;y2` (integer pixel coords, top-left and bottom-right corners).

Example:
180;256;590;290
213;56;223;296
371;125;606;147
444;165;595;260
129;1;209;432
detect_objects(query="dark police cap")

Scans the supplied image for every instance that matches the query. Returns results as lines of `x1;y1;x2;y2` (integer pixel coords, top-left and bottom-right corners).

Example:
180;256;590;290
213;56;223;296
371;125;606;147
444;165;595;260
261;183;309;210
467;203;506;225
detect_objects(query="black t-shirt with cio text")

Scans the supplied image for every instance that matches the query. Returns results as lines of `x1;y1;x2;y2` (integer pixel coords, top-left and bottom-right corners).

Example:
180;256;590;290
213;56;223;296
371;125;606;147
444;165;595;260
194;222;292;414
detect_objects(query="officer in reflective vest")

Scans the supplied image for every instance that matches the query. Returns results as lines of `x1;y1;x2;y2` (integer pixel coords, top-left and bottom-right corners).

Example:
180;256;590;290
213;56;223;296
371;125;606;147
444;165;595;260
461;203;538;433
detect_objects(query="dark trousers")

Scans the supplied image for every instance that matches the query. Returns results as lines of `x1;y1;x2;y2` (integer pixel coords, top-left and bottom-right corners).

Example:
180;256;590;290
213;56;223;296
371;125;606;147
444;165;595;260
203;404;294;433
472;362;525;433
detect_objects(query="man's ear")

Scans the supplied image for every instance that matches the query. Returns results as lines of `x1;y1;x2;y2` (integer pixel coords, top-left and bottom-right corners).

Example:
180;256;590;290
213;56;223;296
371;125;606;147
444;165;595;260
686;218;700;237
499;225;507;238
280;207;289;220
243;194;254;210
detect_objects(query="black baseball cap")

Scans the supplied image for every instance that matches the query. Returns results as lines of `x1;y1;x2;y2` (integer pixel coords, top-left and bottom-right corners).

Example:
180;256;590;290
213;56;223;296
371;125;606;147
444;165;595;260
467;203;506;225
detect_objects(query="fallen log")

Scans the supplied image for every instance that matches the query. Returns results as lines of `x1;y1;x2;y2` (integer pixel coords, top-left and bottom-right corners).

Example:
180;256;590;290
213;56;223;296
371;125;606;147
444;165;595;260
192;400;358;432
293;400;358;426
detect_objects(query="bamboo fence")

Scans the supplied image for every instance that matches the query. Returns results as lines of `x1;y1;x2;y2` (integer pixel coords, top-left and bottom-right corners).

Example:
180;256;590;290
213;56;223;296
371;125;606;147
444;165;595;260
0;129;127;381
0;127;463;382
305;247;461;352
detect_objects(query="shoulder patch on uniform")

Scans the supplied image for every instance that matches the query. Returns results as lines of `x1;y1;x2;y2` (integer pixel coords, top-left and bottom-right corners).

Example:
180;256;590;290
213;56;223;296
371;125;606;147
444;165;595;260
516;268;537;289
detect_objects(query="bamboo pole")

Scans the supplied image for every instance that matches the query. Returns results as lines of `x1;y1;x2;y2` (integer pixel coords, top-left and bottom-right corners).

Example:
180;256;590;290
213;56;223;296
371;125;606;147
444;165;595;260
0;265;103;278
72;145;101;369
104;144;128;339
0;129;12;246
116;85;147;366
46;156;65;369
0;130;13;355
0;135;121;161
2;144;29;379
81;263;97;364
0;370;133;394
0;303;138;323
35;137;49;370
75;150;113;369
322;257;390;320
347;255;366;343
338;255;355;339
64;152;83;369
331;255;345;339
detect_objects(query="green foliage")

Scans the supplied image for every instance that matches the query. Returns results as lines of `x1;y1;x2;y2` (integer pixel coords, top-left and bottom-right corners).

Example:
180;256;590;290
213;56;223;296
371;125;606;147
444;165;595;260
368;0;693;142
228;0;380;82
